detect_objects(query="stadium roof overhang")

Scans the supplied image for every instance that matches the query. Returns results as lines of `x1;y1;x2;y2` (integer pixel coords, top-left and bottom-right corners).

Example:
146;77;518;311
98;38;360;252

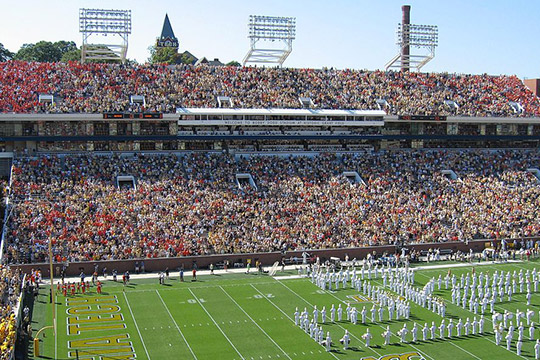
175;108;387;117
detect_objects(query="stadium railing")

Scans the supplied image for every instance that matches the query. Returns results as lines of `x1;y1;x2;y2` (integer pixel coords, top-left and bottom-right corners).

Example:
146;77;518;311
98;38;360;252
8;238;538;278
0;161;14;263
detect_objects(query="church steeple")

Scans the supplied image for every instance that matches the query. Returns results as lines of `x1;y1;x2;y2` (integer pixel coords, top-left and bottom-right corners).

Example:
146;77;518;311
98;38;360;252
157;14;179;49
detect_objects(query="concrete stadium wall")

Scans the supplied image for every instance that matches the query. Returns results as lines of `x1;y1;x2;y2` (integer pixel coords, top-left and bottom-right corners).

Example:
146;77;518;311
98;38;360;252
9;238;524;277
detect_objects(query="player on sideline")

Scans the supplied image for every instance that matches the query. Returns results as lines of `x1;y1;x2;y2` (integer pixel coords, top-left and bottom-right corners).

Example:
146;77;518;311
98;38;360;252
535;339;540;360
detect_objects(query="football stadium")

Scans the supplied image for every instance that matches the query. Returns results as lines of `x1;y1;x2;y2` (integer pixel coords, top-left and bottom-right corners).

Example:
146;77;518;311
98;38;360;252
1;2;540;360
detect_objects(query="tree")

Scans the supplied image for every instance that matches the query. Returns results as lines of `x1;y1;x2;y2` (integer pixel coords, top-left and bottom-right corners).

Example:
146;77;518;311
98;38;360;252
226;60;241;67
61;48;81;62
54;41;77;55
148;45;178;65
0;43;14;62
14;40;77;62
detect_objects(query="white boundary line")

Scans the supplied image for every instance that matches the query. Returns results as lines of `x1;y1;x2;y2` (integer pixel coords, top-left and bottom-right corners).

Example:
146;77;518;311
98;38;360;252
103;281;275;294
250;284;341;360
275;280;384;358
188;288;245;360
413;260;524;272
155;289;198;360
123;291;152;360
55;300;58;360
219;286;292;360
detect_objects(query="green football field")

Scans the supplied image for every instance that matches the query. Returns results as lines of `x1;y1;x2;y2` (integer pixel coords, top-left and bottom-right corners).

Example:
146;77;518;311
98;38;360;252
31;259;540;360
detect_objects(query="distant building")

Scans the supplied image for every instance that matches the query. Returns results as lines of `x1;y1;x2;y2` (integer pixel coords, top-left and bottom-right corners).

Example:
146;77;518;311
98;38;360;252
179;50;198;65
524;79;540;97
156;14;179;50
195;57;224;67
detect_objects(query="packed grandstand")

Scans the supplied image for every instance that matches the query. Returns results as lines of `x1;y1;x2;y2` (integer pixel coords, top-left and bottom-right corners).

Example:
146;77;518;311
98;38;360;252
0;56;539;359
1;61;540;117
2;150;539;265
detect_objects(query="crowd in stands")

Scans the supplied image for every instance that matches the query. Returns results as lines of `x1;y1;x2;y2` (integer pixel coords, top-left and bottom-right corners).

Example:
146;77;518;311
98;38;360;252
0;265;22;359
2;150;539;265
1;61;540;117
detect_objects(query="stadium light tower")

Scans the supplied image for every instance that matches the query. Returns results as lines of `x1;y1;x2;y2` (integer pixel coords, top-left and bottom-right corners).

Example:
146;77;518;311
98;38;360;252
79;8;132;64
243;15;296;67
385;5;438;72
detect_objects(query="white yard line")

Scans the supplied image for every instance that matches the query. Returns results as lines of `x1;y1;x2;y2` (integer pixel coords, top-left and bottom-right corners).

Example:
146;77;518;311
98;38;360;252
369;277;482;360
275;280;384;358
447;341;482;360
188;288;245;360
312;282;436;360
415;271;529;360
273;275;305;280
219;286;292;360
250;284;341;360
123;291;151;360
155;290;198;360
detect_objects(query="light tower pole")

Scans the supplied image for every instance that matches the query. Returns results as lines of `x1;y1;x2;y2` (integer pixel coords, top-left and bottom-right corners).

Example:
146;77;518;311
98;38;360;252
385;5;438;72
79;8;132;64
243;15;296;67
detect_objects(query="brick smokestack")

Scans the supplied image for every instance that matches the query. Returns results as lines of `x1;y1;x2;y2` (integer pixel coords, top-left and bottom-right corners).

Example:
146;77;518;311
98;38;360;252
401;5;411;72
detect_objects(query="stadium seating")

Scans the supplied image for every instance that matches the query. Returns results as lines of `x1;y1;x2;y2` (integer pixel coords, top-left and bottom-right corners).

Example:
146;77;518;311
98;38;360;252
1;61;539;117
3;150;539;265
0;265;22;360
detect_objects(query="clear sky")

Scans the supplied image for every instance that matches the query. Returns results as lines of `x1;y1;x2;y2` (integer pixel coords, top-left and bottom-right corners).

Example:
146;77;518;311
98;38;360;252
1;0;539;78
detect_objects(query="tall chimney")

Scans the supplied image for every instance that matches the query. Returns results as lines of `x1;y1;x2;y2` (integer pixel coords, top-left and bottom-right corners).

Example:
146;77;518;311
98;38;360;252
401;5;411;72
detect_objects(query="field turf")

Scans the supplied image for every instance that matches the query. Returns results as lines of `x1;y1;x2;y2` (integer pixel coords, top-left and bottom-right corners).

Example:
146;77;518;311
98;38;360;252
31;259;540;360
